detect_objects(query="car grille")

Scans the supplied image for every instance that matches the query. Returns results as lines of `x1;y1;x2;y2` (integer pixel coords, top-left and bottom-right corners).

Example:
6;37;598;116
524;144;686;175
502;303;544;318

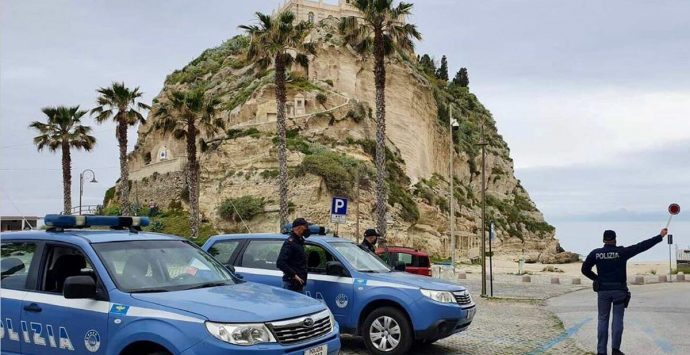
453;291;473;306
268;310;332;344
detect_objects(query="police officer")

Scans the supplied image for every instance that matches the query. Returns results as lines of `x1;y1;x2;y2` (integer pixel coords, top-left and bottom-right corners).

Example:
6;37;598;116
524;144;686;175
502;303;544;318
581;228;668;355
360;228;380;253
277;218;311;293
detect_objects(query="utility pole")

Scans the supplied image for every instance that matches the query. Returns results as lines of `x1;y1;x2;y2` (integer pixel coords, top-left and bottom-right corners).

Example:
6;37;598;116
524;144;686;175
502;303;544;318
449;104;456;268
480;123;487;297
355;168;361;243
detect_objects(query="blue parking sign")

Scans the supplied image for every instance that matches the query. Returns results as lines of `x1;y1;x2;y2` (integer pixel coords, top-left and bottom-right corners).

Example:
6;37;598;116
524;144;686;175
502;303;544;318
331;197;348;224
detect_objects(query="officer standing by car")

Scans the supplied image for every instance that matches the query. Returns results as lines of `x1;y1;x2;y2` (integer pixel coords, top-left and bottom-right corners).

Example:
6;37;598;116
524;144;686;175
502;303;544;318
581;228;668;355
360;228;380;253
277;218;311;293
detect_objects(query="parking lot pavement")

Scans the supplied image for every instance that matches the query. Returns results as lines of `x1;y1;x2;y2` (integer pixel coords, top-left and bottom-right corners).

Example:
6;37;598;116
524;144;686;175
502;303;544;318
341;296;590;355
548;282;690;355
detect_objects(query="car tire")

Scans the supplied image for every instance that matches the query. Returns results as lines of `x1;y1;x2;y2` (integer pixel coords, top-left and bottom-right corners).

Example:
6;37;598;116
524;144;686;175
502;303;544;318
362;307;412;355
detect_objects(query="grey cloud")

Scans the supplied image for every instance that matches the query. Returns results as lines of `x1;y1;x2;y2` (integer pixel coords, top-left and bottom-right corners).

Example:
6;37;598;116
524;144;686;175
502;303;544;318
517;139;690;221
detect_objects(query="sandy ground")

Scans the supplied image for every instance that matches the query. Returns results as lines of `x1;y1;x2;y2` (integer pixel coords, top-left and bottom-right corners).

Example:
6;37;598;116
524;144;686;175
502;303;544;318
453;254;672;277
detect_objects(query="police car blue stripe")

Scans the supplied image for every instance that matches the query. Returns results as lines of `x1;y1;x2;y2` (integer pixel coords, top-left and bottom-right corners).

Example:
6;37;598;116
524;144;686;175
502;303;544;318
1;290;204;323
234;267;417;289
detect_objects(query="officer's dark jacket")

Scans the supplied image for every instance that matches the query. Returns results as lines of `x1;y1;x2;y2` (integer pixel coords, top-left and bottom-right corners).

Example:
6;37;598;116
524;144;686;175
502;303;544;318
360;239;376;253
581;235;662;289
276;232;307;282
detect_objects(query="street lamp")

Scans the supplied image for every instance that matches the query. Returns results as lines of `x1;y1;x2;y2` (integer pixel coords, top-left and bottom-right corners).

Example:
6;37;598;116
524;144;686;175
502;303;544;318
79;169;97;215
449;104;460;269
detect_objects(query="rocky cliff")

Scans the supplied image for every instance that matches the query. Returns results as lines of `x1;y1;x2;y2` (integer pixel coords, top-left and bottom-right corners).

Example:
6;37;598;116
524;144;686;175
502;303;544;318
123;17;575;262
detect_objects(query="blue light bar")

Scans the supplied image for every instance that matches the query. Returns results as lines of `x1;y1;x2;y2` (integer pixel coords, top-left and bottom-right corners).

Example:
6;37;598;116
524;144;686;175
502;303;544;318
281;223;327;235
44;215;150;229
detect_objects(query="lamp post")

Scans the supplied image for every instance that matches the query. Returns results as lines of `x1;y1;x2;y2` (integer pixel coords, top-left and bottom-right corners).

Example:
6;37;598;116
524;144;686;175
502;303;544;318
79;169;97;215
449;105;460;268
477;117;489;297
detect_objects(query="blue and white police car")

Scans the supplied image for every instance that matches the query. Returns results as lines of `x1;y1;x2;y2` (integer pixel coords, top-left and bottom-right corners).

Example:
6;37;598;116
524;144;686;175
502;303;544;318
0;215;340;355
202;226;476;355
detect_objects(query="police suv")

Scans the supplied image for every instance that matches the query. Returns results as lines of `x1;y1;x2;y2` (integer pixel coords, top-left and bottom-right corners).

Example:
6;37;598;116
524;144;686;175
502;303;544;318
0;215;340;355
202;227;476;355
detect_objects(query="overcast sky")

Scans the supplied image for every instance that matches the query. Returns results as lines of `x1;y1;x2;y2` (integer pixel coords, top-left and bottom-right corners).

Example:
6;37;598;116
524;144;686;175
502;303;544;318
2;0;689;224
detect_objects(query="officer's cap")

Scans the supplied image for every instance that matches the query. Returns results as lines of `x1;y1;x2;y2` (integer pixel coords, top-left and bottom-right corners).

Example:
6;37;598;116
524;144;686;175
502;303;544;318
603;230;617;241
364;229;381;237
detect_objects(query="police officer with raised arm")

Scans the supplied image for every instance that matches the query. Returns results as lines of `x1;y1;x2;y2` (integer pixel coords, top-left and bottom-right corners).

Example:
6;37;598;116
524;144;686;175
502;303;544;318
581;228;668;355
277;218;311;293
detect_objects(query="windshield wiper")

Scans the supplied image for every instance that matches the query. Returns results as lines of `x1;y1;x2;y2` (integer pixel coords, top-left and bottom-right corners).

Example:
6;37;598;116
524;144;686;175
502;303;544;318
130;288;169;293
183;281;231;290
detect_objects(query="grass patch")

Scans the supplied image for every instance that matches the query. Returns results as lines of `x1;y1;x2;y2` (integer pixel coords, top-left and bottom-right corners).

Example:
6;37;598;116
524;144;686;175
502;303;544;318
226;127;261;140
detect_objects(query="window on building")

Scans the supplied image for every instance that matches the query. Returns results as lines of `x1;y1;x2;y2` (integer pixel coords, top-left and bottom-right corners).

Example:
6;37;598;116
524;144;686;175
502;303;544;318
308;12;315;23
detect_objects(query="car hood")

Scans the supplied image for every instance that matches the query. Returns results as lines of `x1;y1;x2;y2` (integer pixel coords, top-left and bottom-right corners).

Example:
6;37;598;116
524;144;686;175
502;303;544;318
131;282;327;323
363;271;468;292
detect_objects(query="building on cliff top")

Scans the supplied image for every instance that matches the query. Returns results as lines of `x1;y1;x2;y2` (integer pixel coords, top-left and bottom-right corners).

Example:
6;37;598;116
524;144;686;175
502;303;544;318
276;0;361;23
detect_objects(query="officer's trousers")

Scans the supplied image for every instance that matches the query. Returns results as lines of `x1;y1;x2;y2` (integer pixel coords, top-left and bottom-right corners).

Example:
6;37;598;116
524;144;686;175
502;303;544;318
597;290;627;354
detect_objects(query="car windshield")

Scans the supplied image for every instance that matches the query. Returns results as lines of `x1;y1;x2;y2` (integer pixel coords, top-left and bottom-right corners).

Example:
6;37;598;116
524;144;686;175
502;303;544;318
93;240;236;292
330;242;392;273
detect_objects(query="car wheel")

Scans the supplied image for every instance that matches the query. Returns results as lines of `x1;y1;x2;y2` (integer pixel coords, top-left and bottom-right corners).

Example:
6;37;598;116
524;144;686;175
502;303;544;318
362;307;412;355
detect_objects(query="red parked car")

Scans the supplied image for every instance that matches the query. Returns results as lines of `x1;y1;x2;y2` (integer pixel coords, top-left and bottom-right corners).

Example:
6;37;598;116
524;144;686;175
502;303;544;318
376;246;432;276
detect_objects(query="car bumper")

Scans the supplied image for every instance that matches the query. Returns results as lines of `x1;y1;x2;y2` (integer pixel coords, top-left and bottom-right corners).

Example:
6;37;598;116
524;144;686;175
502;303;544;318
181;327;340;355
412;298;476;341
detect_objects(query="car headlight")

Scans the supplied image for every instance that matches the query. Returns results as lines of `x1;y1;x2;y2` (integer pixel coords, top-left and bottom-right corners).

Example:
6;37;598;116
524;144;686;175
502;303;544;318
205;322;276;346
420;289;456;304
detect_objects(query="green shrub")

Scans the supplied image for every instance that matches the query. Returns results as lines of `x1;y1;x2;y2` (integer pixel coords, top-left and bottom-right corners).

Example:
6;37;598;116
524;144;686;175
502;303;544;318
103;186;116;206
324;79;334;87
103;204;120;216
218;196;266;222
168;200;183;211
300;151;363;197
260;170;279;179
388;182;419;223
226;127;261;140
346;102;368;123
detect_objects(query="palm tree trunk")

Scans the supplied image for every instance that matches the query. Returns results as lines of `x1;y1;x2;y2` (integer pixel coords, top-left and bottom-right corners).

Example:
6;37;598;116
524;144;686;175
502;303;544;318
373;29;388;238
117;115;131;215
61;141;72;215
187;117;200;238
275;56;290;228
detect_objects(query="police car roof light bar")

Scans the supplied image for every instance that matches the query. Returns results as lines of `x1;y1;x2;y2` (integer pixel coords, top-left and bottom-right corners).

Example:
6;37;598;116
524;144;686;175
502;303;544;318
281;223;327;236
44;214;150;231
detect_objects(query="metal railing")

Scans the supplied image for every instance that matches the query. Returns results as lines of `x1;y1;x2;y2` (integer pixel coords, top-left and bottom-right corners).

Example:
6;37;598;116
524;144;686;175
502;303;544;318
70;205;102;215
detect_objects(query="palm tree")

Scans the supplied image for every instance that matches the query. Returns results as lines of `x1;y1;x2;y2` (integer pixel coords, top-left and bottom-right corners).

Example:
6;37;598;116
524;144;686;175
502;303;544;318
154;89;223;238
91;82;150;215
339;0;421;237
30;106;96;215
240;11;315;228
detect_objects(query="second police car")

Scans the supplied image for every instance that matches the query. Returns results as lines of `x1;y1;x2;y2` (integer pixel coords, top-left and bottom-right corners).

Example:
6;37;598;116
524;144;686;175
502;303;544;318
0;215;339;355
203;226;476;355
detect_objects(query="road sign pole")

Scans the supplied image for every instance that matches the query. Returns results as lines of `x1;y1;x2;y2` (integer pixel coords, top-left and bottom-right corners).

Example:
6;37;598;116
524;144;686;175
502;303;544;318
668;234;673;281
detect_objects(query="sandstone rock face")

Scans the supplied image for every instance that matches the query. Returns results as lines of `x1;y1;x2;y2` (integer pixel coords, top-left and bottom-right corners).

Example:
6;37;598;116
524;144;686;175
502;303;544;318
121;18;573;260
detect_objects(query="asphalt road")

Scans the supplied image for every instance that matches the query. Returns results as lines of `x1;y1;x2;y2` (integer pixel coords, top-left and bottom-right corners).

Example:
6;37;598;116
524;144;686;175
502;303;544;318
547;282;690;354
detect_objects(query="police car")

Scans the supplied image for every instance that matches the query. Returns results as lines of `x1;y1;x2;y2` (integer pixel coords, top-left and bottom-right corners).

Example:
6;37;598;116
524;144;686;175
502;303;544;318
202;226;476;355
0;215;340;355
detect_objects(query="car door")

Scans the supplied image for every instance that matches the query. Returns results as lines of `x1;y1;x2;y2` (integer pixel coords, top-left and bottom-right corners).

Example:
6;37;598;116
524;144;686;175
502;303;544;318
20;243;109;355
232;239;284;288
1;240;41;355
304;243;354;326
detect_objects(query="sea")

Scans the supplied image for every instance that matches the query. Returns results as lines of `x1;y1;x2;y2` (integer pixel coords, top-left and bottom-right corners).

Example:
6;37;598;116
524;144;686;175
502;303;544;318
552;221;690;262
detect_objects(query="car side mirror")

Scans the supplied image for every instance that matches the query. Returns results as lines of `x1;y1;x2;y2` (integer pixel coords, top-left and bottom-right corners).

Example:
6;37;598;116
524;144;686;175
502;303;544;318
394;261;406;272
326;261;350;277
63;276;97;299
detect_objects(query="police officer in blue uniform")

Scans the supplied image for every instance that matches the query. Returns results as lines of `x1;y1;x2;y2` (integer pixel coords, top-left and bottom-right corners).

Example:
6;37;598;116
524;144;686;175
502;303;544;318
581;227;668;355
277;218;311;293
360;228;380;253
